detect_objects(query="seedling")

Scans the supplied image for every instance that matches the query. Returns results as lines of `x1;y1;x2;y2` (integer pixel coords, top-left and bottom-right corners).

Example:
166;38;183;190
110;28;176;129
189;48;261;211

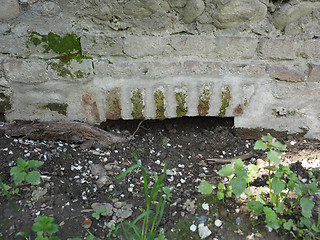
92;207;107;220
109;149;171;240
32;216;60;240
199;135;320;239
10;157;44;185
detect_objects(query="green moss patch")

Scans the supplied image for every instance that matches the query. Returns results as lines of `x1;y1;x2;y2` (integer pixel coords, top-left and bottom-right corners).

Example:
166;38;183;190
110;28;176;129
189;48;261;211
28;32;91;62
43;103;68;116
154;90;166;119
198;88;211;116
218;86;231;117
131;89;145;119
175;91;188;118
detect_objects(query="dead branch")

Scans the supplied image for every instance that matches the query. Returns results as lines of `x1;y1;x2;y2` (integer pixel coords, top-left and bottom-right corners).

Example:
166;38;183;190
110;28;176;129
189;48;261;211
0;121;128;148
206;153;255;164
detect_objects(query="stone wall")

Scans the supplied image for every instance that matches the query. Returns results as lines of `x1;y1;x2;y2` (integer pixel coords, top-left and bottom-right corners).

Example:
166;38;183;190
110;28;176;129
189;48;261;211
0;0;320;139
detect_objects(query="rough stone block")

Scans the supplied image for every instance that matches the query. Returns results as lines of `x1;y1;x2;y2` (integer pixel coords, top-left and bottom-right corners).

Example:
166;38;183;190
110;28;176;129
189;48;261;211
168;35;215;56
260;38;300;60
213;0;267;29
227;63;266;76
267;65;305;82
80;34;123;57
123;36;171;58
0;0;19;20
215;36;258;60
3;59;48;83
82;93;100;124
183;61;223;74
0;35;29;57
308;63;320;82
182;0;205;23
302;40;320;59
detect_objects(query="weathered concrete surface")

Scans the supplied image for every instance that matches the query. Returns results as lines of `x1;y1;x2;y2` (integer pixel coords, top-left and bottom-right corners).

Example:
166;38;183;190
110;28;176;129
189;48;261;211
0;0;20;20
0;0;320;140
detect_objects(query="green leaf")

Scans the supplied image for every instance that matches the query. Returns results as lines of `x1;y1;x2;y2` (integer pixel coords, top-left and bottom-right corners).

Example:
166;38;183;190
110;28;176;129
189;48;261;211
264;165;277;172
28;160;44;169
26;171;41;184
230;177;246;198
198;181;213;195
217;182;225;190
217;191;224;200
271;178;286;195
274;202;284;213
17;157;27;168
13;171;27;185
254;140;268;150
247;200;263;212
32;216;59;234
263;206;281;230
300;217;312;229
218;164;234;177
300;197;315;218
283;219;294;230
271;140;287;151
267;150;281;165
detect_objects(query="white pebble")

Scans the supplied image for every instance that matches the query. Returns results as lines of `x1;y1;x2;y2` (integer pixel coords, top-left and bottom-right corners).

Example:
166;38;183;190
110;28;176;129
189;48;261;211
190;224;197;232
215;219;222;227
202;203;209;211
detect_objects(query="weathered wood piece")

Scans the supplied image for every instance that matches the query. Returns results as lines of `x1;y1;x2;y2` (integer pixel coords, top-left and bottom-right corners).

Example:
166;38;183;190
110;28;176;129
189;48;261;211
0;121;128;148
206;153;255;164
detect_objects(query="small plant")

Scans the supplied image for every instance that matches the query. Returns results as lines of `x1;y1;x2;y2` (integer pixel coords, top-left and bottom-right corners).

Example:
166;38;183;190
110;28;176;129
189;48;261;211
199;134;320;239
10;157;44;185
108;149;171;240
32;216;60;240
0;177;18;211
92;207;107;220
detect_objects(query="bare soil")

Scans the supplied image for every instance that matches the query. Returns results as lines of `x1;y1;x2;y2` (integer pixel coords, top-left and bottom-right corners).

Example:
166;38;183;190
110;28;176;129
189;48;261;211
0;117;319;240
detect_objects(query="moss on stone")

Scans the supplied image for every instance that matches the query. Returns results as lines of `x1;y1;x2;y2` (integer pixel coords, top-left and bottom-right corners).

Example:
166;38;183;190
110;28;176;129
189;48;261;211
131;89;145;119
0;93;11;113
198;88;211;116
28;32;91;62
154;90;166;119
175;91;188;118
43;103;68;116
218;86;231;117
49;62;72;77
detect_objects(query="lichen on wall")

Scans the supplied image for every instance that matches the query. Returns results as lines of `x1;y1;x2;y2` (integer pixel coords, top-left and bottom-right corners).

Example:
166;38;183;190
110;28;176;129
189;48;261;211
154;89;166;119
175;88;188;118
218;86;231;117
198;86;211;116
131;89;145;119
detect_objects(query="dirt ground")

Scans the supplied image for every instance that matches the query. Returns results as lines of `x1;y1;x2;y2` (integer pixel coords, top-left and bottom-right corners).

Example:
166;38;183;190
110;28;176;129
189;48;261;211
0;117;319;240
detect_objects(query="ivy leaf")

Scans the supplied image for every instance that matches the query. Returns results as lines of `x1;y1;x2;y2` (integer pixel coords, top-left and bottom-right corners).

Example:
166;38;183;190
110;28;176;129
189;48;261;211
267;150;281;165
218;164;234;177
198;181;213;195
230;177;246;198
17;157;27;168
271;178;286;195
300;197;315;218
254;140;268;150
274;202;284;213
